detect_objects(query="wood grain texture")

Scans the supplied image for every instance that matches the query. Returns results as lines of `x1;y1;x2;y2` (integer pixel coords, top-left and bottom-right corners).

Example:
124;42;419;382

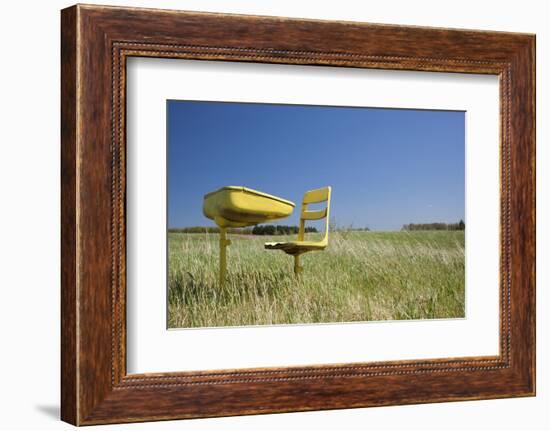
60;4;535;425
60;5;78;425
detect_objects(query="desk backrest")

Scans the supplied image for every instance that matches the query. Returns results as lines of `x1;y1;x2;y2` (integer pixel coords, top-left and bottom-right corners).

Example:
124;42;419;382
298;186;331;244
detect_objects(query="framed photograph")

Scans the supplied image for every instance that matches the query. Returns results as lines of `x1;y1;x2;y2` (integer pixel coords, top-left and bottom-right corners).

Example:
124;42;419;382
61;4;535;425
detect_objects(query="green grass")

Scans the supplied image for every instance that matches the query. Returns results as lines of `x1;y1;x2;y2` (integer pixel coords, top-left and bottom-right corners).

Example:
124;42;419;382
167;231;465;328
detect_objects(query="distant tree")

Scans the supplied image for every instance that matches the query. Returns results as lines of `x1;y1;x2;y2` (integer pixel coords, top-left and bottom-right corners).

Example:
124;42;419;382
402;221;466;231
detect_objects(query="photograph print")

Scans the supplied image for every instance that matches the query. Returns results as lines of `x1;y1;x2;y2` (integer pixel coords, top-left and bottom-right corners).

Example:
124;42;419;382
167;100;465;329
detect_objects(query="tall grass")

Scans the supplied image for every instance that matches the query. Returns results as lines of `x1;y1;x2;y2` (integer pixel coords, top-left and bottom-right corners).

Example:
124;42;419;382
167;231;465;328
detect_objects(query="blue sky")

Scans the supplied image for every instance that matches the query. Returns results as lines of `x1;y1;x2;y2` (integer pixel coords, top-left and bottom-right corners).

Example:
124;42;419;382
167;100;465;231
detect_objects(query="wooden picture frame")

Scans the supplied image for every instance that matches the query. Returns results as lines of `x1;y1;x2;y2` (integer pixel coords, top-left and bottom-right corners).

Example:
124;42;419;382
61;4;535;425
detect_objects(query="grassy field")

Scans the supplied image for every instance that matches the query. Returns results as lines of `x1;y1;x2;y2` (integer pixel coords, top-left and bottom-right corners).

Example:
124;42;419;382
167;230;465;328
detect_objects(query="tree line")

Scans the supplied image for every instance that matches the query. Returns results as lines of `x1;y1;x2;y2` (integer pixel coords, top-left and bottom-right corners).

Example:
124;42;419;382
169;221;465;234
168;225;318;235
169;226;252;234
402;220;465;231
251;225;318;235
